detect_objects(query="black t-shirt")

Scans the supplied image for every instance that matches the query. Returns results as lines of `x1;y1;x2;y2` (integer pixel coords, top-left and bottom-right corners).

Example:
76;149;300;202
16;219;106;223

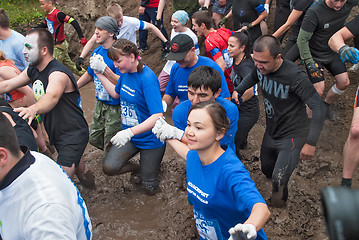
346;14;359;36
27;59;88;145
236;59;317;139
0;106;38;151
290;0;315;37
232;0;265;46
231;57;259;113
301;0;358;60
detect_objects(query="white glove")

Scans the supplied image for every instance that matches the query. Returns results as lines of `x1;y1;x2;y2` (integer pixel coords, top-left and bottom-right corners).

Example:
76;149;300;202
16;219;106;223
152;117;184;143
228;223;257;240
111;128;134;148
264;4;269;13
90;53;107;73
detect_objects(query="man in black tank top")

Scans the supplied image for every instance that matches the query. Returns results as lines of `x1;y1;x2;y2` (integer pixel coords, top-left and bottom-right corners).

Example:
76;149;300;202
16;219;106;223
0;28;95;189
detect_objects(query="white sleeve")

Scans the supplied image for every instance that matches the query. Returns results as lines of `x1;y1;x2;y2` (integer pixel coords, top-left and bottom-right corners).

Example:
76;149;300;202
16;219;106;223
125;16;144;31
23;204;79;240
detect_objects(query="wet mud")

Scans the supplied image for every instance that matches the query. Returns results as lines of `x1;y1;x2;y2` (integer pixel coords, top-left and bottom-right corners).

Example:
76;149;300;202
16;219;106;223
23;0;359;239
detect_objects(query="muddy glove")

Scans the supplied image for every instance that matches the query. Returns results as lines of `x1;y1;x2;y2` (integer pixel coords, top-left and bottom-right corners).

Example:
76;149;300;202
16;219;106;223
339;44;359;64
228;223;257;240
80;37;88;47
218;17;227;28
306;62;323;81
90;54;107;74
76;57;84;71
155;18;163;29
111;129;134;148
152;117;184;143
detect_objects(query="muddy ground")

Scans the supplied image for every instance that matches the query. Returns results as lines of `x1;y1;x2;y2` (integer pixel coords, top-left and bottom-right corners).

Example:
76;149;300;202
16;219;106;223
20;0;359;239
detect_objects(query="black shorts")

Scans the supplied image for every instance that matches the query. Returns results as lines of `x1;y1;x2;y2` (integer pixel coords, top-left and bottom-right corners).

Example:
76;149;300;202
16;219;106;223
308;57;347;84
55;139;88;167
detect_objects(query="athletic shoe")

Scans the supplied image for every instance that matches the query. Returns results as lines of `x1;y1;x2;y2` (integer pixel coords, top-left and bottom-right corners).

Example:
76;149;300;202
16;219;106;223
349;63;359;72
138;46;148;53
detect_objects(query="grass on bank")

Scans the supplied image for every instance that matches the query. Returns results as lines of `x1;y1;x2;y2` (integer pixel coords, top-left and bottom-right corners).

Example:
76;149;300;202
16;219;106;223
1;0;44;28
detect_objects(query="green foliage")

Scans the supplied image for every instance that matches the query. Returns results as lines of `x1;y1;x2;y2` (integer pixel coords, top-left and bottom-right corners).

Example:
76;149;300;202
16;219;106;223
0;0;45;28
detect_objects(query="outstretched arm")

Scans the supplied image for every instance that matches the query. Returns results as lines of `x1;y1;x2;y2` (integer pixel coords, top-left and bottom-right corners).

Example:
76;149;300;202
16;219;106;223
14;71;69;124
144;22;168;42
329;26;354;52
272;10;303;38
80;34;96;59
167;139;189;160
0;69;31;95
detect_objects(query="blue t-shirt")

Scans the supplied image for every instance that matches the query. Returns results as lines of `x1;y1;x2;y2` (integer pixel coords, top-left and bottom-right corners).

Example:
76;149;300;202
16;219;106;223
173;97;238;152
114;65;164;149
186;147;267;240
165;56;230;102
0;30;28;71
87;46;120;105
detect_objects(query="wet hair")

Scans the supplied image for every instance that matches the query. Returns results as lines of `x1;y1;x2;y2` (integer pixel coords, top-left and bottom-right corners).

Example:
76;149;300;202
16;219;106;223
192;10;212;30
108;39;144;72
106;2;123;21
0;8;10;29
188;66;221;94
253;35;281;58
188;101;230;134
27;28;54;56
229;30;251;59
0;112;21;158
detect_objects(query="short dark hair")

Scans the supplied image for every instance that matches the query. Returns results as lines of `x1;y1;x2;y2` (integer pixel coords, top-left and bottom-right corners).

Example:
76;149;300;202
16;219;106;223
253;35;281;58
188;66;221;94
188;101;230;134
192;10;212;30
0;8;10;29
0;112;21;157
27;28;54;56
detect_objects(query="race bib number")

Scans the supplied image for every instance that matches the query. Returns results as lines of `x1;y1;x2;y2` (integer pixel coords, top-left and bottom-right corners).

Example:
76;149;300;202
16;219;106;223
94;76;110;101
193;210;223;240
46;19;55;34
222;49;233;69
121;100;139;126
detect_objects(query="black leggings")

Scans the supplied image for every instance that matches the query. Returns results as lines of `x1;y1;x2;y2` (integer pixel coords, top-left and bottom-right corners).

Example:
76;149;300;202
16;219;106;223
235;101;260;151
104;142;166;191
260;133;306;202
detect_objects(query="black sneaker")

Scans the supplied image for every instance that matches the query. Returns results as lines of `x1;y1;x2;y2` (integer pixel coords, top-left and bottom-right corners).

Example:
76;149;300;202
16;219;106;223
138;46;148;53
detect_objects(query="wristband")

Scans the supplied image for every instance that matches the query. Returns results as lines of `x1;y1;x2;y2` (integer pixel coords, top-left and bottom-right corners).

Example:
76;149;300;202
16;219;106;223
248;23;253;29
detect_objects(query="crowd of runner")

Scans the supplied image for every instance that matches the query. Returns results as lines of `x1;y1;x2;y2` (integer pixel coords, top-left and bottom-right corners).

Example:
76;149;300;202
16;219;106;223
0;0;358;239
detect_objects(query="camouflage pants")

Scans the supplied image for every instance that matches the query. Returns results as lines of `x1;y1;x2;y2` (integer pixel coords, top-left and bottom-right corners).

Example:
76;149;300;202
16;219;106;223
54;40;85;76
89;101;122;154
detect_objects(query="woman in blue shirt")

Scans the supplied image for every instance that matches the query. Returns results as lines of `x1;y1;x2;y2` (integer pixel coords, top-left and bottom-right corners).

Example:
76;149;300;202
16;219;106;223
153;101;270;239
93;39;165;195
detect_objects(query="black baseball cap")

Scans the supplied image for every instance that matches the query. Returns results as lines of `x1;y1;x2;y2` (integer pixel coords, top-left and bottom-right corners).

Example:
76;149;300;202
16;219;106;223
166;34;194;61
